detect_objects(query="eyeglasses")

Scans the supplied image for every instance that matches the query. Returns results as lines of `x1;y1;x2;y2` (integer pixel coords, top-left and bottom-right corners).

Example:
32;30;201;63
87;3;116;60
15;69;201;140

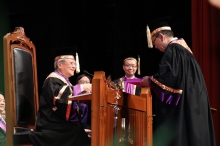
152;33;159;45
124;64;137;68
78;80;90;84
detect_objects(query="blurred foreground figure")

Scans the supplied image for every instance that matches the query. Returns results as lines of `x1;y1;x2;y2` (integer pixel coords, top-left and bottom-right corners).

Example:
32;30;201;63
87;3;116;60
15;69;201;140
209;0;220;9
0;93;6;146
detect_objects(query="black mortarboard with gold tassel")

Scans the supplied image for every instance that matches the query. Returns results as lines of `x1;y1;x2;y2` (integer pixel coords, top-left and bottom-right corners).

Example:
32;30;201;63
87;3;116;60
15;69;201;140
146;16;171;48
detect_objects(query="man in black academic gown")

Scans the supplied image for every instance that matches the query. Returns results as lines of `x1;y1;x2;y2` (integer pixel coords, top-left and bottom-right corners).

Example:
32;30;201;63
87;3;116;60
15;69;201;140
141;17;216;146
114;53;142;96
29;49;91;146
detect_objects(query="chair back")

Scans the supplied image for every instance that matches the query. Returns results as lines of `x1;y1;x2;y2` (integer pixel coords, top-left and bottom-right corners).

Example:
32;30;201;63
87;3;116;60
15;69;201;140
3;27;39;146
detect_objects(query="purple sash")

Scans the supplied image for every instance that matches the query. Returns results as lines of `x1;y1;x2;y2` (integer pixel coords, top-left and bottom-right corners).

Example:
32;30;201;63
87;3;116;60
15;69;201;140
0;116;6;133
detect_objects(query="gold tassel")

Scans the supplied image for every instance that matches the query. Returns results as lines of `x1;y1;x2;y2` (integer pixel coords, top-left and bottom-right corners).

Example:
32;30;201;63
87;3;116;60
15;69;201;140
138;55;140;75
76;52;80;73
146;25;153;48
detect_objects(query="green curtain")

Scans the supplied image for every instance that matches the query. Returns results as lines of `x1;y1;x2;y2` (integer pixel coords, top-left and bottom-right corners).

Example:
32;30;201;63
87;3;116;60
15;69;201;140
0;1;10;94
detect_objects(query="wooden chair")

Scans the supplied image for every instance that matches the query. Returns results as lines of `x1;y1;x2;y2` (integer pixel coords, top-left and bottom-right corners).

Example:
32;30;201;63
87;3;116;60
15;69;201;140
3;27;39;146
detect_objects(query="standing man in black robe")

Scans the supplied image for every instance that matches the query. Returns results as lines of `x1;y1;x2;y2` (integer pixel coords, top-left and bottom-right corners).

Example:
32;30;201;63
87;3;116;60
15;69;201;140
141;17;216;146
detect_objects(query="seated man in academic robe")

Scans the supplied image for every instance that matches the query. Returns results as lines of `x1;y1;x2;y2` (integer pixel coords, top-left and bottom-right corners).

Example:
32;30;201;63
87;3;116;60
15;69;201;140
30;49;91;146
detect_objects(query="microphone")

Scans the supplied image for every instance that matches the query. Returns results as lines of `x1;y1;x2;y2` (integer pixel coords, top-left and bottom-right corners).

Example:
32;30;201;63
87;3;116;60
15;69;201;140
83;70;94;77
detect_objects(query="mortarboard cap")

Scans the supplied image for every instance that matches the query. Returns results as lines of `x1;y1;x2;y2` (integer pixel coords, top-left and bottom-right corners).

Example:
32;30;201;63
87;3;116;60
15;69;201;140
52;46;80;73
75;73;92;84
146;16;171;48
120;51;141;75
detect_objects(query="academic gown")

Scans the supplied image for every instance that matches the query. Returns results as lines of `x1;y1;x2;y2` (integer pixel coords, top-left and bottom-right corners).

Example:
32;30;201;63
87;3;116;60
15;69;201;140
0;116;6;146
150;39;216;146
114;76;141;96
28;72;90;146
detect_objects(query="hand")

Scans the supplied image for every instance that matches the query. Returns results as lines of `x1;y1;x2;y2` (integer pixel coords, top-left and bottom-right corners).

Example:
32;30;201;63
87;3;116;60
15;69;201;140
141;76;149;86
81;84;92;92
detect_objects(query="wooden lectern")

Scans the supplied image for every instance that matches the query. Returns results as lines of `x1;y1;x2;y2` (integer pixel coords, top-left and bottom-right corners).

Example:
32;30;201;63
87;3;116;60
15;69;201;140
69;71;153;146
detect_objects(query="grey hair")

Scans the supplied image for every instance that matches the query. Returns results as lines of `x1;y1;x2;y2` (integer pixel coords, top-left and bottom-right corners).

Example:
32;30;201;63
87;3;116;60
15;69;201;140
54;58;66;70
153;30;174;38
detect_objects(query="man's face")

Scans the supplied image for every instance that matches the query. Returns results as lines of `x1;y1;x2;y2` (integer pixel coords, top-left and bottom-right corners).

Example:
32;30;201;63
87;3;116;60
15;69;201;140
152;33;166;52
123;59;137;77
0;94;5;112
58;59;76;78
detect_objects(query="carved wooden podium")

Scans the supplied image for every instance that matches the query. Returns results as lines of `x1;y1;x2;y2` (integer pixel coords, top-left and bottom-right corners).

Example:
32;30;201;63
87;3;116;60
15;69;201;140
70;71;153;146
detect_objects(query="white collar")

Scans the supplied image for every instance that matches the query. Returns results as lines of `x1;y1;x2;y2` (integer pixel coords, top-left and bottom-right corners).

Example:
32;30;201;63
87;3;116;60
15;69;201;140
125;75;135;79
167;37;178;45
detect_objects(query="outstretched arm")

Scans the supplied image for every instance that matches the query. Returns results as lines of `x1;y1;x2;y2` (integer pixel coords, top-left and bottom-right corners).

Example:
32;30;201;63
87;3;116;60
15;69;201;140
141;76;150;87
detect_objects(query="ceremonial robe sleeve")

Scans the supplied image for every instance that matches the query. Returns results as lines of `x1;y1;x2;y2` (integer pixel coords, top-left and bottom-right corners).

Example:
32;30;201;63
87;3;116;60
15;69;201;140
42;77;73;120
149;44;186;105
73;84;83;95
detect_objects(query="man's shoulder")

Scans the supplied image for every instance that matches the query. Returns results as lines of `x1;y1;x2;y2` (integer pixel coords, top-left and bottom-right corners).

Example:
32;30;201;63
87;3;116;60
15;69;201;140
169;42;185;49
44;72;67;84
169;39;192;54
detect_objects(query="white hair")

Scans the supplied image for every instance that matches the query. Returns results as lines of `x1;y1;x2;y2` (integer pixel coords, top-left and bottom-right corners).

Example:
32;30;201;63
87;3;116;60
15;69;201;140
54;58;66;70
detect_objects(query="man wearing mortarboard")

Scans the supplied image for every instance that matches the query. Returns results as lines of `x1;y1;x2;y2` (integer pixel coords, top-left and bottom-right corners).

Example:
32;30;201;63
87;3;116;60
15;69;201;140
141;17;216;146
31;48;91;146
114;52;142;96
113;53;142;144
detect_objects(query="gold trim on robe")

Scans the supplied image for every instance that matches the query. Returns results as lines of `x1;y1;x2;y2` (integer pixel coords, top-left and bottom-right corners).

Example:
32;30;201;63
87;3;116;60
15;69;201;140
151;76;183;94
